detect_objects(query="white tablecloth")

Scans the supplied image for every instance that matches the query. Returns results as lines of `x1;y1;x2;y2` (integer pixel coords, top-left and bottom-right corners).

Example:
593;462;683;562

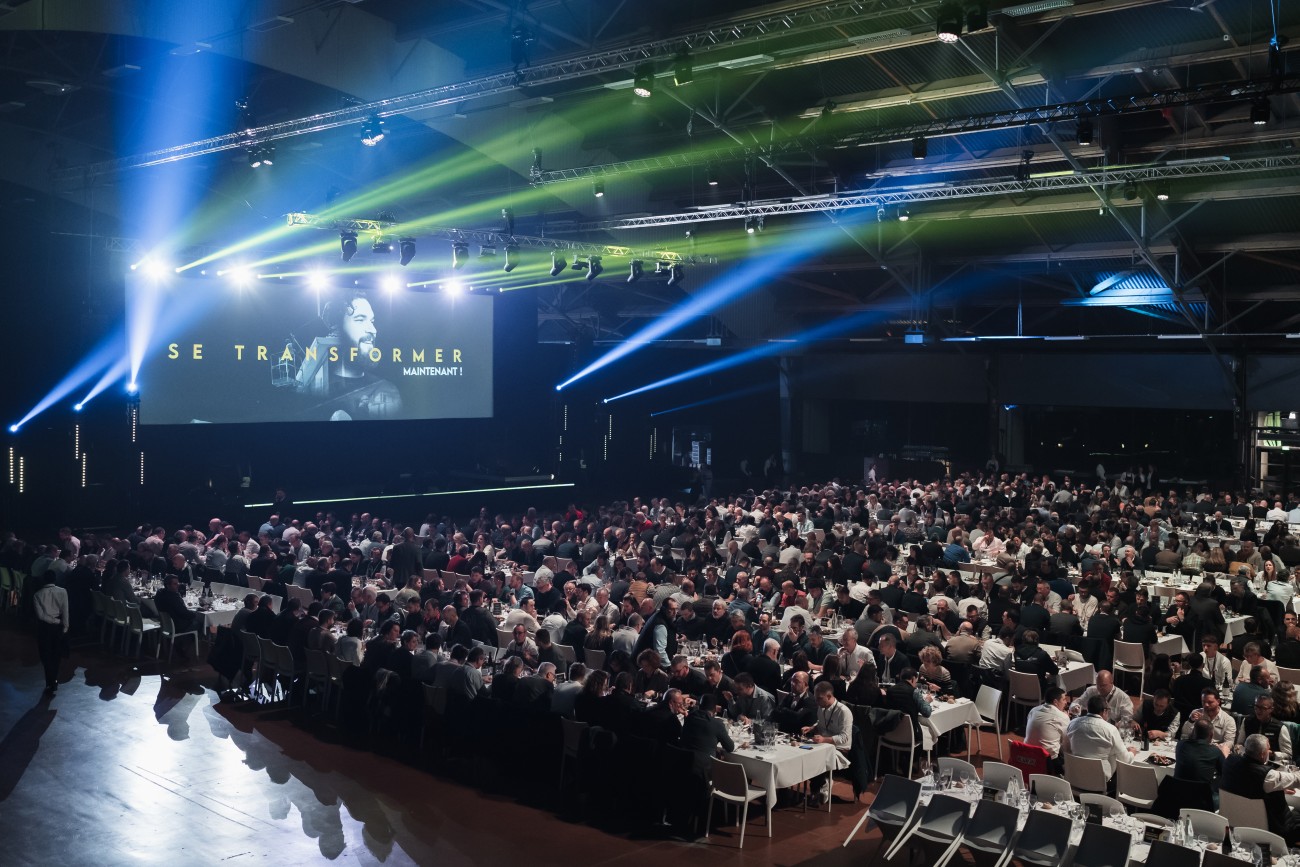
1057;660;1096;693
921;697;982;751
725;740;844;805
1153;634;1189;656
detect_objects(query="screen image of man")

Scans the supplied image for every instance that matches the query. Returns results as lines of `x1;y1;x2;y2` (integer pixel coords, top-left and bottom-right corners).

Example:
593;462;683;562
298;293;403;421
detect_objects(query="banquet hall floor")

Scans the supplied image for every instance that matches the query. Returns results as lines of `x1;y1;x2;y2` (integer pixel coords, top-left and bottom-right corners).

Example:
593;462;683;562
0;616;920;867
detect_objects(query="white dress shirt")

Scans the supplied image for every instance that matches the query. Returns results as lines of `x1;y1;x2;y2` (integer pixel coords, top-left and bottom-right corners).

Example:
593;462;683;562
1237;657;1280;683
1065;712;1131;777
1026;702;1070;757
34;583;70;631
1180;709;1237;745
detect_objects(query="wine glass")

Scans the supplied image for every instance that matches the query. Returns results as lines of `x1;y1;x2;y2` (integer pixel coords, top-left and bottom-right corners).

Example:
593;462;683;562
1053;793;1067;811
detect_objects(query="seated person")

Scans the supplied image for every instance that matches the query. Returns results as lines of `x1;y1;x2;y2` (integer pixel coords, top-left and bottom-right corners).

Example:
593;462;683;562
727;672;774;724
1221;733;1300;844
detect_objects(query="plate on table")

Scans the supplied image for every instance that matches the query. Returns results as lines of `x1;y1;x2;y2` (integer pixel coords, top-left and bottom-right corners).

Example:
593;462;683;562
1146;754;1174;766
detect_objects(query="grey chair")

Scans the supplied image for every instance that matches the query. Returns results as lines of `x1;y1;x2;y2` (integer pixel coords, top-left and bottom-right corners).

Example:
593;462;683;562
1009;807;1072;866
841;772;920;851
1071;820;1133;867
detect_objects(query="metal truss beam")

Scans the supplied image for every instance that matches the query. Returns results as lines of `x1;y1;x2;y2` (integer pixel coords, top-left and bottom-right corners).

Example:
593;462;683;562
552;154;1300;231
532;76;1300;184
284;212;696;261
52;0;934;178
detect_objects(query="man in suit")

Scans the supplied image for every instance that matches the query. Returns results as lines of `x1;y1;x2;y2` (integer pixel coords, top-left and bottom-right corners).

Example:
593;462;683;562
1188;582;1227;646
640;687;687;742
678;694;734;775
874;634;908;683
774;670;815;733
1047;600;1083;646
154;575;197;634
746;637;783;696
1086;602;1123;671
511;662;556;711
885;667;932;737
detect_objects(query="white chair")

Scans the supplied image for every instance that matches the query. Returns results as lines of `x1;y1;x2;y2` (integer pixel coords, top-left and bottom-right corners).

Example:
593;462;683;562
287;585;314;606
1218;789;1268;829
1131;812;1173;828
980;761;1021;793
952;798;1019;867
1064;754;1111;796
1113;641;1146;694
968;684;1004;761
705;758;768;848
122;604;161;658
841;773;920;848
585;648;606;671
1029;773;1074;804
876;715;920;779
1007;670;1042;730
1115;761;1159;810
1233;826;1287;860
1078;792;1125;817
157;611;200;664
496;627;513;648
885;793;969;865
936;756;977;784
1178;807;1229;840
304;648;331;711
553;644;577;669
1277;666;1300;686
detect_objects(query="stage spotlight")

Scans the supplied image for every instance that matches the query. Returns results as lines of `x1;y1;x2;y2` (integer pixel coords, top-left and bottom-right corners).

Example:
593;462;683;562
225;265;254;286
549;252;567;277
126;381;139;395
360;115;385;146
593;179;605;198
745;216;756;235
1076;119;1094;146
674;52;694;86
1252;97;1271;125
587;256;603;281
248;148;263;168
632;64;655;98
140;258;170;280
912;136;928;160
399;238;417;266
1156;182;1170;202
307;270;330;291
372;238;393;254
443;279;465;295
628;259;644;283
74;403;83;412
247;145;273;167
452;241;470;269
340;231;358;261
667;263;684;287
382;275;402;294
706;163;719;186
1123;180;1138;201
935;2;963;43
503;243;520;273
7;425;16;433
479;244;497;259
898;208;910;222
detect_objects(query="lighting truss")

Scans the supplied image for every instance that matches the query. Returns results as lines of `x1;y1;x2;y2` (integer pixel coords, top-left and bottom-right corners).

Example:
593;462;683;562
531;76;1300;185
553;154;1300;231
55;0;934;178
283;213;700;262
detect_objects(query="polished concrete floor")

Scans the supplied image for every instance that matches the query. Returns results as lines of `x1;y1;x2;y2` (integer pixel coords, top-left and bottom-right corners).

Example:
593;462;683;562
0;614;909;866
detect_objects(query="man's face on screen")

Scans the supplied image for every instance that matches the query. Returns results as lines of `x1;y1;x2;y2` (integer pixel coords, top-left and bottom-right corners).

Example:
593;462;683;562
342;297;376;355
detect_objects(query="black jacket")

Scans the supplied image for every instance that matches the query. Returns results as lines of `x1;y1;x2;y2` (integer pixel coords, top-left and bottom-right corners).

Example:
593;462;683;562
677;710;734;775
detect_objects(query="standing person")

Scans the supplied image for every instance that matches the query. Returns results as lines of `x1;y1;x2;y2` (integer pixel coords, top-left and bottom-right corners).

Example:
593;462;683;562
33;575;70;693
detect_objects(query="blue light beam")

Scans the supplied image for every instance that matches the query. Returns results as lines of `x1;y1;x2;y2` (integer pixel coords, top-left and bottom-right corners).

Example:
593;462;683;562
604;307;893;404
648;382;774;417
14;330;127;428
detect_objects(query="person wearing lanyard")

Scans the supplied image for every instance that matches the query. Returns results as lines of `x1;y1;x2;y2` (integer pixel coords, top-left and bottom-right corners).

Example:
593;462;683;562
33;575;70;693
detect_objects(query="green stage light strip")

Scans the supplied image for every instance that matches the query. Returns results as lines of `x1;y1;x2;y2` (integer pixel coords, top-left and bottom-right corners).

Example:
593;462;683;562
243;481;575;508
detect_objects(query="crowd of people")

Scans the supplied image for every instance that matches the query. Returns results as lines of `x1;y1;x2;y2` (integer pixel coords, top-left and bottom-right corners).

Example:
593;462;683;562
10;470;1300;839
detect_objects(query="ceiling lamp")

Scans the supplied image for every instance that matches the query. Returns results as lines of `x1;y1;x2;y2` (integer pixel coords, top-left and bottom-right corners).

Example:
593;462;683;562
451;241;470;269
549;252;567;277
503;243;520;273
706;163;719;186
1076;119;1094;146
360;115;385;146
593;179;605;198
935;3;963;43
247;145;273;167
911;136;928;160
586;256;603;281
744;216;757;234
1251;97;1271;126
340;231;358;261
627;259;644;283
632;64;655;98
897;208;910;222
1156;182;1170;202
398;238;416;267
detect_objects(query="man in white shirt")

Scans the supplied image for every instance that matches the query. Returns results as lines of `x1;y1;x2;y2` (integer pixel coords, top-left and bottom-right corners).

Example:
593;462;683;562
837;629;874;679
1069;671;1135;731
1026;687;1071;769
1237;642;1280;683
1201;635;1235;688
1180;688;1237;749
33;576;70;693
1065;694;1133;778
1268;502;1289;523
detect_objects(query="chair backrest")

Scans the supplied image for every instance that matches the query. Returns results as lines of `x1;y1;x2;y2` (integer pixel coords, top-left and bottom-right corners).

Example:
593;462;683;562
1216;788;1268;829
554;644;577;666
159;611;177;635
327;653;355;679
1144;840;1204;867
1201;851;1249;867
561;717;589;753
1014;808;1073;861
937;756;977;782
288;585;314;606
258;636;277;666
126;604;144;629
1010;740;1051;783
980;761;1021;792
869;774;921;825
915;794;970;842
961;799;1019;851
1151;775;1215;818
1178;807;1229;840
1114;640;1146;668
1078;792;1124;817
1072;821;1133;867
881;715;915;747
1233;826;1287;860
974;684;1002;722
1131;812;1173;828
1029;773;1074;804
238;629;260;658
305;648;329;677
585;648;606;671
110;599;128;622
496;627;513;647
709;758;751;797
90;591;106;616
1064;753;1111;793
1008;669;1042;703
1277;665;1300;686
